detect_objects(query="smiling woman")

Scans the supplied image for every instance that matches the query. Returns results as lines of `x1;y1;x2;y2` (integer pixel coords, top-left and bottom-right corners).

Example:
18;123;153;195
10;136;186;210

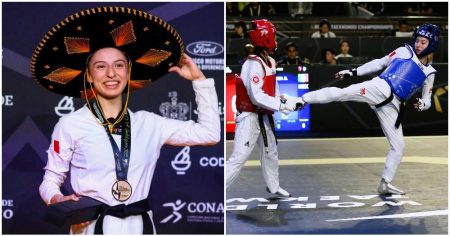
87;48;129;99
31;6;221;234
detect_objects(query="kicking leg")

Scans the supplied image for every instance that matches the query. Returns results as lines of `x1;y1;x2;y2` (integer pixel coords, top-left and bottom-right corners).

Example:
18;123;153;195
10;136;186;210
302;78;390;105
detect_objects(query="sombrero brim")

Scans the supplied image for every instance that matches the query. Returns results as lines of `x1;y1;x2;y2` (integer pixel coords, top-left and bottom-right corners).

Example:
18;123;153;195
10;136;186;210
30;6;184;98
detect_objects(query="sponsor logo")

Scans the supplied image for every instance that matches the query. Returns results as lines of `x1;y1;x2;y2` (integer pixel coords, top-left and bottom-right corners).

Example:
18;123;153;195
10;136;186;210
160;91;189;121
160;199;224;224
2;95;14;106
186;41;223;57
226;194;421;211
187;202;224;214
160;200;186;223
417;30;435;39
55;96;75;117
2;199;14;220
199;156;224;167
172;146;191;175
172;147;225;174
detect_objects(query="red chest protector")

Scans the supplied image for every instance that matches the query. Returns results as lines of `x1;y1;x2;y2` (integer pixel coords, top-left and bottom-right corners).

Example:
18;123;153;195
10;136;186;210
236;56;276;114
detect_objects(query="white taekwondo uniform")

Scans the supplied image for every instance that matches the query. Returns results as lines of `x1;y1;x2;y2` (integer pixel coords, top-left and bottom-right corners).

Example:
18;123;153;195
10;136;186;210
226;55;284;193
302;44;435;182
39;79;220;234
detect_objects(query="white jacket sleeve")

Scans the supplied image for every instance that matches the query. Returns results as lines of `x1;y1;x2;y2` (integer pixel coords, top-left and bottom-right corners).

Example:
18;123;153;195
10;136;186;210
162;78;221;146
420;73;435;111
39;118;73;205
356;46;408;76
356;56;390;76
242;60;281;111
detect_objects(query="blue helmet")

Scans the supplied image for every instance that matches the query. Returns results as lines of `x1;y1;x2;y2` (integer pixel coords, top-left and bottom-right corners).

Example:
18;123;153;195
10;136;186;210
412;23;440;57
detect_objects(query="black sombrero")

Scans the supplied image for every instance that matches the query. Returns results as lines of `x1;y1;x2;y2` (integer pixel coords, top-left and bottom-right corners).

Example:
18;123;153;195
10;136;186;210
30;6;184;98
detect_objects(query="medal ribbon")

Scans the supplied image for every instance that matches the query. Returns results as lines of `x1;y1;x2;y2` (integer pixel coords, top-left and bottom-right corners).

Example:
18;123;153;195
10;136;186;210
90;101;131;181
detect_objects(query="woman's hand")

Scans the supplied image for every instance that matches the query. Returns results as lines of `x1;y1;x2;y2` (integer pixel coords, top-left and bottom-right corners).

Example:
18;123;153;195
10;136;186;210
168;54;205;81
50;194;91;232
50;193;80;204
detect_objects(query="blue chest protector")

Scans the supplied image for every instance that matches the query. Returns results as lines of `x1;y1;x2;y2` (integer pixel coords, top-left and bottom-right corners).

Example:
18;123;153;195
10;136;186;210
379;46;432;101
379;59;425;101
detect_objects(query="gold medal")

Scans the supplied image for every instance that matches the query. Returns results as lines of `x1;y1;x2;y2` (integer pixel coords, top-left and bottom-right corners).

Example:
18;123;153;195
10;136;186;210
112;180;132;202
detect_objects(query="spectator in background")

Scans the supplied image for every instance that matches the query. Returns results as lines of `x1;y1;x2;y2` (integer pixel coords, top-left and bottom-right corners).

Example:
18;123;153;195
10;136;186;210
226;2;240;16
230;21;248;39
406;3;433;15
311;19;336;38
237;2;250;13
238;43;255;65
241;2;276;17
382;2;446;16
277;42;310;65
395;20;413;37
336;40;353;59
288;2;313;17
321;48;337;65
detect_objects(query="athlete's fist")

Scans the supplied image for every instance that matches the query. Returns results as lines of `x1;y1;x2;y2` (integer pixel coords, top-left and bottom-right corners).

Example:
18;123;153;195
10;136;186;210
414;98;430;111
280;94;294;114
335;68;357;80
280;94;305;112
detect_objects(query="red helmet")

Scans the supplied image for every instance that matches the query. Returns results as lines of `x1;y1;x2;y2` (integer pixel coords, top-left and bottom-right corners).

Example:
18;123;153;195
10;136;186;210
248;19;277;52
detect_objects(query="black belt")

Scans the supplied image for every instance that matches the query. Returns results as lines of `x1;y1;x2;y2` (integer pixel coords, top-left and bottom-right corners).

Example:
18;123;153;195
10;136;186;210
375;90;394;109
257;113;278;148
94;198;153;234
374;90;405;129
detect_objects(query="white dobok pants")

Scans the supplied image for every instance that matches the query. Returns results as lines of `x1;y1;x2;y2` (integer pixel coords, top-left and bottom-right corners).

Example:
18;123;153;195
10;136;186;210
303;77;405;182
226;112;280;192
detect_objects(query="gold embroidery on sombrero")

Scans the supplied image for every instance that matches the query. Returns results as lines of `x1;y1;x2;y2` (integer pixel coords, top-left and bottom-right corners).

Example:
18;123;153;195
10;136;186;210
29;6;185;98
110;21;136;47
44;67;82;84
64;37;90;54
135;49;172;67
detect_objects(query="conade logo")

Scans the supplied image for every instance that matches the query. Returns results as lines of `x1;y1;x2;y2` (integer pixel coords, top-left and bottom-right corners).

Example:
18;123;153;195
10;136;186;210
186;41;223;56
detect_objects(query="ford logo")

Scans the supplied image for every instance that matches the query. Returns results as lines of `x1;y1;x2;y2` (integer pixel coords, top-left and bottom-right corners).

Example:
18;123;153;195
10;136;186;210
186;41;223;57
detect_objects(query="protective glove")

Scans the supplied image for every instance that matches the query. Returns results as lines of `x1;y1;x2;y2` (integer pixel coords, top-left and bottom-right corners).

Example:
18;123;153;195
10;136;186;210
280;94;305;114
413;98;430;111
335;68;357;80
